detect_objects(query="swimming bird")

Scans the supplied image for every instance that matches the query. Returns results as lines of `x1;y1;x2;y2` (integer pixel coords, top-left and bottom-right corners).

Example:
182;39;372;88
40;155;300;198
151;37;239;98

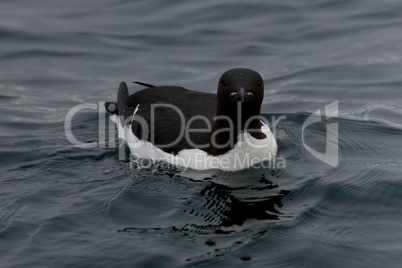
105;68;277;171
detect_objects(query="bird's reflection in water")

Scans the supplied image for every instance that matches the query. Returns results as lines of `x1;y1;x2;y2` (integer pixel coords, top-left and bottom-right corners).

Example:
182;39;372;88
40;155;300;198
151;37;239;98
118;164;289;237
182;166;289;231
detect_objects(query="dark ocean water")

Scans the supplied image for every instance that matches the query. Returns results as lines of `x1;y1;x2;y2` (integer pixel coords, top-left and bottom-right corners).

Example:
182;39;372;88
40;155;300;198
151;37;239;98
1;0;402;267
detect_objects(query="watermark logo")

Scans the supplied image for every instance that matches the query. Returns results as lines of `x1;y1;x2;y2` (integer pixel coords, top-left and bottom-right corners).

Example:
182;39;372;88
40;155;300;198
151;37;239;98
302;101;338;167
129;152;286;171
64;101;339;170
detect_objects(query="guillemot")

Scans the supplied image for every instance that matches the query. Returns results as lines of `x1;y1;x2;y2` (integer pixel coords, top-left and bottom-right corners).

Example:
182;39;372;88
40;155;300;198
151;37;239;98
105;68;277;171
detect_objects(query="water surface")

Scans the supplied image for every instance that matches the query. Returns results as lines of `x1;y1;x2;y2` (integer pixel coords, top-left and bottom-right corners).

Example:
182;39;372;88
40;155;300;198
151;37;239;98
1;0;402;267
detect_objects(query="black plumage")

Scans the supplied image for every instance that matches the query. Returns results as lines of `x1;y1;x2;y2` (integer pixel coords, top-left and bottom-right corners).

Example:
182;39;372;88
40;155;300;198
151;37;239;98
105;68;266;156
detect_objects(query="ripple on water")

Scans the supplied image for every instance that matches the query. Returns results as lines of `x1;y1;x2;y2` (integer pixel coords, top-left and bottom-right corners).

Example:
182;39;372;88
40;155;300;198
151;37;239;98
1;0;402;265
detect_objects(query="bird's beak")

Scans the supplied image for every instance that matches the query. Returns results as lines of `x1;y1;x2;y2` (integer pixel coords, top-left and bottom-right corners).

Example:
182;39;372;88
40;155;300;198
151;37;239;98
238;87;246;102
230;87;253;102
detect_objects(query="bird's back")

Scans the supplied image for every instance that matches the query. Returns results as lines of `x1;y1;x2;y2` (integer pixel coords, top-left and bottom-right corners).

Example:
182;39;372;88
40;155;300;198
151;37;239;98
123;85;216;155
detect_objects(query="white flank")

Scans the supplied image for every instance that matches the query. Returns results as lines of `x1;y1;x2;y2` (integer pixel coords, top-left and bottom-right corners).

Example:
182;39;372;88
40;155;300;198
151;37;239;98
110;112;278;171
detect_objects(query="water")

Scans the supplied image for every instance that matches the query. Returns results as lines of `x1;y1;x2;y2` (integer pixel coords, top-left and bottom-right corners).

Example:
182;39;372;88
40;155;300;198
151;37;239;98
1;0;402;267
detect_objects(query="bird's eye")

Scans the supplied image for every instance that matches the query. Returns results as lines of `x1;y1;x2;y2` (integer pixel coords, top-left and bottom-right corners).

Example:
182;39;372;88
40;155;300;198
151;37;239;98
221;81;227;87
257;81;262;88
